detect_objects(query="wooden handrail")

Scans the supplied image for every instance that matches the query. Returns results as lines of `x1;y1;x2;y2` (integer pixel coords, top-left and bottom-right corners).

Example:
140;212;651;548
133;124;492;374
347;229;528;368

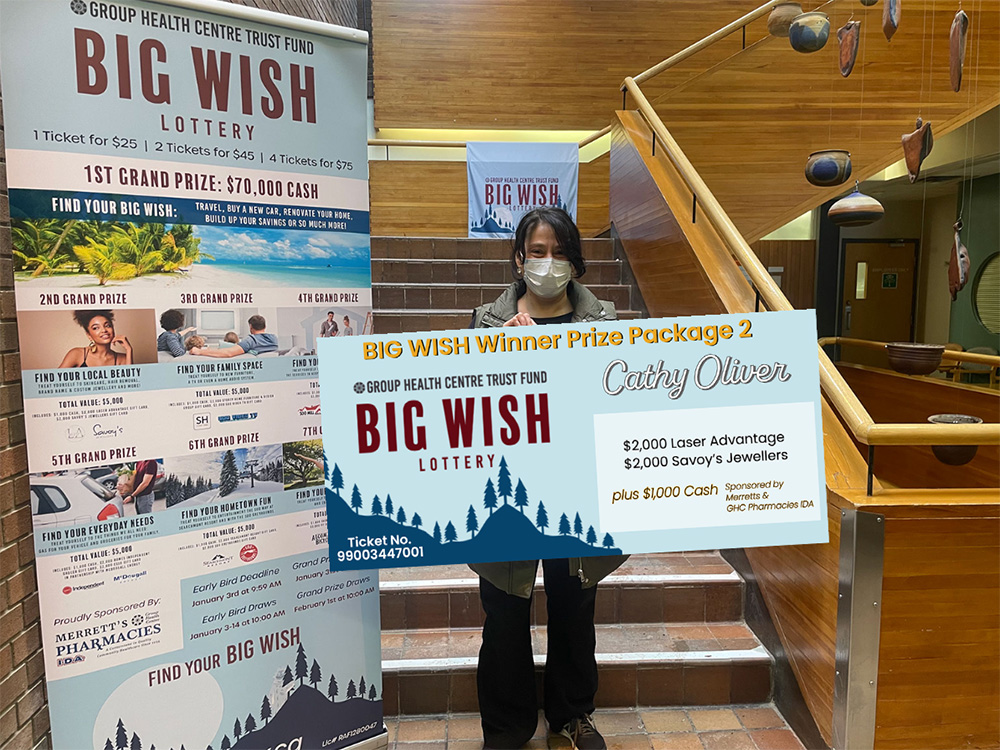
629;0;785;86
368;126;613;152
367;139;467;148
819;336;1000;366
622;77;1000;448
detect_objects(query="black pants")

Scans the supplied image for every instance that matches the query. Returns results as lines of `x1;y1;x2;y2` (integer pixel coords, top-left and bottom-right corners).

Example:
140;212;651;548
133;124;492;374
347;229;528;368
477;558;599;749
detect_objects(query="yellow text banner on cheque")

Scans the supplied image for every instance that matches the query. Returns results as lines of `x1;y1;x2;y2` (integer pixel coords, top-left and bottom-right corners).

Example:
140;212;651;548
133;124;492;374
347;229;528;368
318;310;827;570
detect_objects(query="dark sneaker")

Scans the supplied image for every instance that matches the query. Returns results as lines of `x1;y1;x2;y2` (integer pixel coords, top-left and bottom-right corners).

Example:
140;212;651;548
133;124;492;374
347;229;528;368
557;714;606;750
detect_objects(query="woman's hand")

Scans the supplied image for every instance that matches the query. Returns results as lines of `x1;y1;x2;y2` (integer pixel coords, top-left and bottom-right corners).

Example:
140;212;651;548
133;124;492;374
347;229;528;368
503;312;536;327
113;335;132;353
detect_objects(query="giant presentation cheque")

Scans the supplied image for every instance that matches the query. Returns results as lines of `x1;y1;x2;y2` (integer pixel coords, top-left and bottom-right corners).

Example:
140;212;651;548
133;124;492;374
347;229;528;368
319;310;827;570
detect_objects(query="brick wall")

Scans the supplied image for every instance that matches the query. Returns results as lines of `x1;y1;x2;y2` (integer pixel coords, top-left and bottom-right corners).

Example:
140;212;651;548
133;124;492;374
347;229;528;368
0;88;47;749
0;2;363;747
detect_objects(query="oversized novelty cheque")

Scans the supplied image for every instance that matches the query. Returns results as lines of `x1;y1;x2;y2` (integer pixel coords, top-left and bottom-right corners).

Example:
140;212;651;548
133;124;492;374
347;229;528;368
0;1;383;748
319;310;827;570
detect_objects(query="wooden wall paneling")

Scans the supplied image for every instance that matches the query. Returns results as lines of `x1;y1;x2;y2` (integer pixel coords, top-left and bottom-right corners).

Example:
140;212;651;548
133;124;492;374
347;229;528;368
371;0;770;130
836;363;1000;488
609;111;758;317
745;496;843;746
369;154;610;237
750;240;816;310
874;511;1000;750
654;0;1000;242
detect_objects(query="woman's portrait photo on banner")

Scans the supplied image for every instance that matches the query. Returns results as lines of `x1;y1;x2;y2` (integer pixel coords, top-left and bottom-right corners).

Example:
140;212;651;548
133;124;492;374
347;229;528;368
17;308;158;370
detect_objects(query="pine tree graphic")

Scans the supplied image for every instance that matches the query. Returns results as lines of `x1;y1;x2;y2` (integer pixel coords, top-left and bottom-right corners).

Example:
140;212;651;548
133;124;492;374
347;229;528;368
497;457;512;505
483;478;498;515
535;501;549;534
467;505;478;537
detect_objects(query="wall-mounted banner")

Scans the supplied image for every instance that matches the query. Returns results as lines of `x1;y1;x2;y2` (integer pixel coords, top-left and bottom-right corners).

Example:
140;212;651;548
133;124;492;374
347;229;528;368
467;142;578;237
0;0;383;748
318;310;828;570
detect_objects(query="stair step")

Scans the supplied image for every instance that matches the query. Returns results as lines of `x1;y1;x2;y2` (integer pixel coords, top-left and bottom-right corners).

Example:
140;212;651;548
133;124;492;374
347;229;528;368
372;237;616;261
379;553;742;629
382;623;771;715
371;258;625;285
372;309;643;333
373;282;633;312
386;705;806;748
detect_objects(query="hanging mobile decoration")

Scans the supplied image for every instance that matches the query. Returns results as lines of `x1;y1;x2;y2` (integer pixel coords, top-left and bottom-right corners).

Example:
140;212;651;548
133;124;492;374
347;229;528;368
948;220;971;300
950;9;969;91
767;2;803;36
788;11;831;52
805;150;852;186
883;0;901;39
838;20;861;76
901;116;934;182
828;181;885;226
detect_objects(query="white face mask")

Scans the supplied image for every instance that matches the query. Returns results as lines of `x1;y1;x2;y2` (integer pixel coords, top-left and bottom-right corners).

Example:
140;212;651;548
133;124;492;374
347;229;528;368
523;258;572;299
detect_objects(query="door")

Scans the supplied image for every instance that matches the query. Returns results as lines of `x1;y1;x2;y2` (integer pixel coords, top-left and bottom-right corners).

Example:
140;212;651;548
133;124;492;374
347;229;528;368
840;241;917;367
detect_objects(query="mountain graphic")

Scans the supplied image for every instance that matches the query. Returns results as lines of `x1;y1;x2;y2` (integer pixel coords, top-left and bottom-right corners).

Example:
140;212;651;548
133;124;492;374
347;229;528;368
232;685;382;750
470;204;515;236
328;489;621;568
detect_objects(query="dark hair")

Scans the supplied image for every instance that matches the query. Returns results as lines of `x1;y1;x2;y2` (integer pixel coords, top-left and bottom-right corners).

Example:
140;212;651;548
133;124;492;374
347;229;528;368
327;310;335;315
159;309;185;331
510;207;586;280
248;315;266;331
73;310;114;329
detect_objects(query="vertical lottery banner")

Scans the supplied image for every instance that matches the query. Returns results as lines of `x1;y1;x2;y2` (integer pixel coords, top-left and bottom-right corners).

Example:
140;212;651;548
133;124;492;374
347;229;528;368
0;1;384;749
467;142;578;237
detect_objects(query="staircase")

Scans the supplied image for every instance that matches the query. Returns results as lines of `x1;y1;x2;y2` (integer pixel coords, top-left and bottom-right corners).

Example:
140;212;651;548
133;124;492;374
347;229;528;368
370;237;643;334
377;554;809;748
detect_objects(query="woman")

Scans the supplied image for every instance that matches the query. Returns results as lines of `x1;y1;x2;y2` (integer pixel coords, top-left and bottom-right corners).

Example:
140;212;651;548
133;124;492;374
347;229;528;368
469;207;627;750
59;310;132;368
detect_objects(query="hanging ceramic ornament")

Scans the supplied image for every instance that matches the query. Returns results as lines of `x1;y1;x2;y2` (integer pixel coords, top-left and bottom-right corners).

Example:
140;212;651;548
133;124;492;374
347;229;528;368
860;0;878;5
948;220;971;300
901;117;934;182
789;12;831;52
950;9;969;92
838;20;861;76
805;150;852;186
828;182;885;226
768;2;803;36
883;0;901;40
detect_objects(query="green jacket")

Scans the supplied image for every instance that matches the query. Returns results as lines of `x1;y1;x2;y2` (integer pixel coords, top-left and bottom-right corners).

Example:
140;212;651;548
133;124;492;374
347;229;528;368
468;280;629;598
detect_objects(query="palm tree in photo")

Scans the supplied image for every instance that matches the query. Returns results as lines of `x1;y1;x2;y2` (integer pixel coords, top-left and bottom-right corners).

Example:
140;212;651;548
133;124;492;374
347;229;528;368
12;219;67;276
110;223;166;277
73;236;132;285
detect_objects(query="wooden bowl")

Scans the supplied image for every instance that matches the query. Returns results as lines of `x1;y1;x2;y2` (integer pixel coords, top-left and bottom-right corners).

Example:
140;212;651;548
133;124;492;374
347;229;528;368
885;342;945;375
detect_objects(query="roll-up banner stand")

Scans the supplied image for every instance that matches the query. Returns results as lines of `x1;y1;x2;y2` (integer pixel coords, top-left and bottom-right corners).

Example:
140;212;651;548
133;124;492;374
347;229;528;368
0;1;384;748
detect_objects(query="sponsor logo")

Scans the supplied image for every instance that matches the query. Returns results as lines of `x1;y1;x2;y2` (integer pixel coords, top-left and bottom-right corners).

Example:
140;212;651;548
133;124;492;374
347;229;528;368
299;405;321;416
240;544;258;563
131;614;145;626
62;580;105;594
194;412;211;430
203;553;233;568
57;655;85;666
92;423;123;439
218;412;258;423
66;426;85;441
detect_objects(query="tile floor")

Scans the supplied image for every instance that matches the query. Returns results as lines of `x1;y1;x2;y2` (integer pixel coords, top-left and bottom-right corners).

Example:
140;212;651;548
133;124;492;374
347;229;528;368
385;705;806;750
